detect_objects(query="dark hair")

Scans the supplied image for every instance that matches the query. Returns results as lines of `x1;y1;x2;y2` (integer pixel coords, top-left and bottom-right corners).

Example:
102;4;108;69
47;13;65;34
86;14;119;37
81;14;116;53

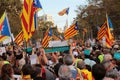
0;64;13;80
58;57;63;64
35;64;42;68
31;66;41;79
92;64;106;80
54;63;62;77
86;65;91;71
37;52;41;56
22;64;33;75
6;51;13;56
2;53;7;60
15;53;23;60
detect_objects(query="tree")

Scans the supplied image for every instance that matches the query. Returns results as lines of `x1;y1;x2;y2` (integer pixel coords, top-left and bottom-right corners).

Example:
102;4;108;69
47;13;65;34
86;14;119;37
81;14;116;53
0;0;22;36
75;0;120;39
32;21;51;39
75;4;105;39
102;0;120;38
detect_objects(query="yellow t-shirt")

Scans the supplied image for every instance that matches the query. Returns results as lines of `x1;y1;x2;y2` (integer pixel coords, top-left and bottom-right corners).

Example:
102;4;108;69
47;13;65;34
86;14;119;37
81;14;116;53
77;68;93;80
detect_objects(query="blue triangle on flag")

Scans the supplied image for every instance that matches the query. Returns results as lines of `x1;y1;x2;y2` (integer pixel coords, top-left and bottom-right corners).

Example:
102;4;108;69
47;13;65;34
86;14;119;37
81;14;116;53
48;28;52;36
1;17;11;36
74;22;79;30
33;0;42;9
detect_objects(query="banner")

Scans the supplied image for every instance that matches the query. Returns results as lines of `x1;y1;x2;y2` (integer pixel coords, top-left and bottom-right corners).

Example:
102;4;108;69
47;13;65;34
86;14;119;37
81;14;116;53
49;40;69;47
24;46;70;53
44;46;70;53
30;54;37;65
2;37;12;44
0;47;6;55
24;47;32;53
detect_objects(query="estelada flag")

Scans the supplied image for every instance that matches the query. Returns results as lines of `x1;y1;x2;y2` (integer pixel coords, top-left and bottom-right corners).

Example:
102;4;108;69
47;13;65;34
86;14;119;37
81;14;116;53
20;0;42;42
14;31;24;46
42;28;52;48
97;15;114;48
58;7;69;16
0;12;11;42
64;22;79;40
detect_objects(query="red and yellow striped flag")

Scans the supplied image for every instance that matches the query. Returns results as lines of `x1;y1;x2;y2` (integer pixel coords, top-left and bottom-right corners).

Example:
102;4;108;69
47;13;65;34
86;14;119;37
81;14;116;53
20;0;42;42
42;28;52;48
105;18;114;48
97;21;107;40
52;35;60;41
14;31;24;46
97;17;114;48
58;8;69;16
64;23;79;40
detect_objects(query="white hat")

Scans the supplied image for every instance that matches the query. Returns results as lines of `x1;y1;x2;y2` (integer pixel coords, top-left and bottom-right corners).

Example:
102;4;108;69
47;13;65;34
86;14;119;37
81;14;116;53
113;45;119;49
73;51;78;56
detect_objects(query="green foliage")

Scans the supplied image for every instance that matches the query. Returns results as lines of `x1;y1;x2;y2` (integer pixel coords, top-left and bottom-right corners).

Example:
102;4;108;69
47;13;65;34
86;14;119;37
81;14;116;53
75;0;120;39
0;0;22;36
32;20;61;40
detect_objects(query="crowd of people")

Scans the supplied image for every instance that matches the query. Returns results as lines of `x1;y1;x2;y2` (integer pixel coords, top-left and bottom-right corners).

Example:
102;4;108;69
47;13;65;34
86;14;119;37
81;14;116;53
0;39;120;80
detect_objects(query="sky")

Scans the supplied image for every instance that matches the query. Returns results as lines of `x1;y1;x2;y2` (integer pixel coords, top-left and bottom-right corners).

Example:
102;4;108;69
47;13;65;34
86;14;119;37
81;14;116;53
38;0;88;30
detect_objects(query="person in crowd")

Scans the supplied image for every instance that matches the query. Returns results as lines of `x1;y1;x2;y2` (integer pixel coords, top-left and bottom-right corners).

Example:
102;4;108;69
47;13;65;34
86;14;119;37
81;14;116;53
77;60;93;80
38;48;56;80
13;51;24;75
7;50;15;66
21;64;33;80
31;66;43;80
1;38;120;80
63;54;77;79
54;63;63;79
102;53;120;80
115;59;120;71
92;63;106;80
0;64;14;80
102;53;114;71
84;54;96;68
103;69;118;80
58;65;73;80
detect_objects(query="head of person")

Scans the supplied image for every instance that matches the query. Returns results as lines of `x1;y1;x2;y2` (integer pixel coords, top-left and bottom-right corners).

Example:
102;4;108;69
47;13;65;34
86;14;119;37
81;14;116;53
103;48;110;54
105;69;118;79
92;63;106;80
21;64;33;77
58;65;72;80
0;64;14;80
63;54;73;66
31;66;42;79
1;53;7;60
77;60;85;69
102;54;114;71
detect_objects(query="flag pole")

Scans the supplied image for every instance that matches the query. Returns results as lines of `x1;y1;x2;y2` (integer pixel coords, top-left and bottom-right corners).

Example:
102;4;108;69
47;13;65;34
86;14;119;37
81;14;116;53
5;11;14;45
24;38;29;64
67;14;68;28
64;7;69;32
64;17;68;32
